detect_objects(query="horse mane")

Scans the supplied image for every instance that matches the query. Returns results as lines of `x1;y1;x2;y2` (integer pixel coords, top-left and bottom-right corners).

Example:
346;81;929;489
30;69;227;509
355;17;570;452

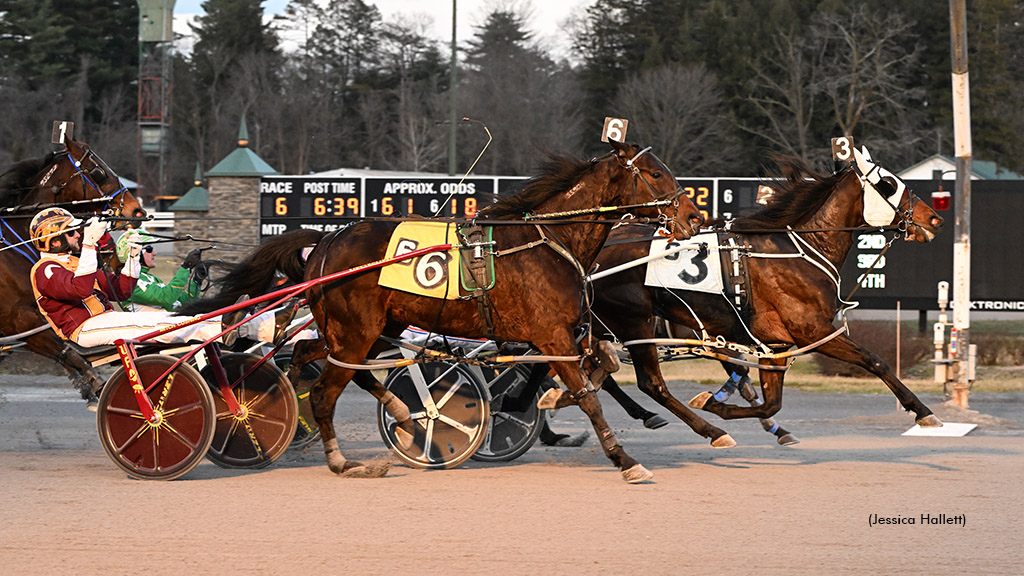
728;155;846;231
0;153;55;208
479;154;593;218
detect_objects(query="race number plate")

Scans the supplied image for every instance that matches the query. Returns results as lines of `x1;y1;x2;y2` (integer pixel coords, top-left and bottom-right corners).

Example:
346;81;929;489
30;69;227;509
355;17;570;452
602;117;628;143
644;233;724;294
51;121;74;144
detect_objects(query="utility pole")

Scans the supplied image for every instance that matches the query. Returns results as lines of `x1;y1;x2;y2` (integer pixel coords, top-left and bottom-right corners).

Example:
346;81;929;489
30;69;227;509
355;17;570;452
949;0;972;409
448;0;458;176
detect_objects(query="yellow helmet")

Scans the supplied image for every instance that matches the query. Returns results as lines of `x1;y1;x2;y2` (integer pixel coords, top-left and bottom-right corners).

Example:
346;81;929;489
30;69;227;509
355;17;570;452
29;207;82;252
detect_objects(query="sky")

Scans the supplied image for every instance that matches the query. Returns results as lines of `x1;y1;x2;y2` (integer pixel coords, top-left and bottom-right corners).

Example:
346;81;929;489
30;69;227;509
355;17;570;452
172;0;591;56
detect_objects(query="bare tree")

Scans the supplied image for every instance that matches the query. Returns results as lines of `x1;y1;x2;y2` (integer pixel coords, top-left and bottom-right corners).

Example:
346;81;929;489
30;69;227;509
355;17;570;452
813;6;929;165
614;63;742;175
742;29;828;164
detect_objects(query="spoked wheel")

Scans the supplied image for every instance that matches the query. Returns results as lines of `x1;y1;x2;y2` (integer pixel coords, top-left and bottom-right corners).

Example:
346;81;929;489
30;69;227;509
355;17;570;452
200;353;298;469
471;365;546;462
275;354;323;450
96;355;215;481
377;361;490;470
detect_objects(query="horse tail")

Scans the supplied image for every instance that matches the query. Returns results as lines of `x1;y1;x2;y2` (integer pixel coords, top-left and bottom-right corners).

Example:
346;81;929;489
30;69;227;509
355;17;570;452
177;229;325;314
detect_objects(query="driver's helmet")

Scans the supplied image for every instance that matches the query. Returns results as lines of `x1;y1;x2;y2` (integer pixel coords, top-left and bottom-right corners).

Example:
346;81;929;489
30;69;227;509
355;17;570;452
115;228;154;261
29;207;81;253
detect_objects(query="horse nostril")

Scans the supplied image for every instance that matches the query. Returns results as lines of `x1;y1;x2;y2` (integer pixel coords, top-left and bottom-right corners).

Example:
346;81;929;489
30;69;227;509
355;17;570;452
931;216;942;228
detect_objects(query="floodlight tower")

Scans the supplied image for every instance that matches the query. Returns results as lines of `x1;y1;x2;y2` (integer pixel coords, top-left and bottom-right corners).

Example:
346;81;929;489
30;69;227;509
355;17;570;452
137;0;176;207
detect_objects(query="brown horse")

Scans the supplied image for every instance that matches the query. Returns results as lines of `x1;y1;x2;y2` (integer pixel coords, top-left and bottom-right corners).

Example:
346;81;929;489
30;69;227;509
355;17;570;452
582;151;944;437
0;139;145;401
230;140;703;481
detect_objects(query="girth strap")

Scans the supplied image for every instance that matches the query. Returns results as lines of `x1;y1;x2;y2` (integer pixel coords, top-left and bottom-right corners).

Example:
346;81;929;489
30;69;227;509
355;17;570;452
458;225;496;339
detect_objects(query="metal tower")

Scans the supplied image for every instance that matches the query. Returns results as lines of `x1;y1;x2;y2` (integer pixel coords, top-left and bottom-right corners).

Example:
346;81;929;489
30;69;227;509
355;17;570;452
137;0;175;207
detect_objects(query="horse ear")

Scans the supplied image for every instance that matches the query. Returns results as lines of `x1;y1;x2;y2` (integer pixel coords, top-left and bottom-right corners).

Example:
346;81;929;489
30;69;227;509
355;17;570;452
608;138;630;157
852;146;873;176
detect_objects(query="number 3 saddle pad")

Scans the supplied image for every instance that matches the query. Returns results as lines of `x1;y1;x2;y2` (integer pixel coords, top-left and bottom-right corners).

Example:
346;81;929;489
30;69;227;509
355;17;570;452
378;221;494;300
644;232;725;294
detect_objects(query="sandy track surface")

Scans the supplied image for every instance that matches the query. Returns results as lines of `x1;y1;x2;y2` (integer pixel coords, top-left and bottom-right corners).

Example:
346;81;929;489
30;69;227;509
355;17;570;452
1;374;1022;575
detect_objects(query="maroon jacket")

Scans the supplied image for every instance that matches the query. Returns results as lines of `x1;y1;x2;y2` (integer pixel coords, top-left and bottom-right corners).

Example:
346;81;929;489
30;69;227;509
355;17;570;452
31;254;137;341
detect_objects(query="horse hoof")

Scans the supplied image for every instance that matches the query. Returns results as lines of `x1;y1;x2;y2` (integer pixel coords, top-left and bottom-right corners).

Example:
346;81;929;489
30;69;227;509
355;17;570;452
777;433;800;446
643;414;670;429
555;430;589;447
917;414;944;428
710;434;736;449
394;427;415;451
341;460;391;479
596;340;620;373
688;391;712;410
622;464;654;484
326;452;348;475
537;388;564;410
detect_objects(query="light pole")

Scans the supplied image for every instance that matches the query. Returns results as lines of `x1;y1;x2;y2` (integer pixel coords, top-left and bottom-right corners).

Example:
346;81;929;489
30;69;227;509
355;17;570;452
949;0;972;409
448;0;458;176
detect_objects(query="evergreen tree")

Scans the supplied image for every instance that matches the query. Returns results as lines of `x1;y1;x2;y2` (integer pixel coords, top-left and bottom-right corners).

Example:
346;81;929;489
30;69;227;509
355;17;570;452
461;8;582;174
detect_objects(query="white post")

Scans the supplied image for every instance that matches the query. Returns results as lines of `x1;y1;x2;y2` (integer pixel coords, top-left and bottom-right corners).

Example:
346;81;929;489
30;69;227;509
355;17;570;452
949;0;972;409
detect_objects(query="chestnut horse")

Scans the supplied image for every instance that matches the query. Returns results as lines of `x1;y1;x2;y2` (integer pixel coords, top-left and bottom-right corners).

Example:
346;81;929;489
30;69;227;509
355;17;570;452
581;151;945;438
0;139;145;400
226;140;704;481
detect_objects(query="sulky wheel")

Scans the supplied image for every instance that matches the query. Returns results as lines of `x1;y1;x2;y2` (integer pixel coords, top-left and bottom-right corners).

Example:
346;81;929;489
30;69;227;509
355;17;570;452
274;353;323;450
200;353;299;469
377;361;490;470
471;365;545;462
96;354;215;481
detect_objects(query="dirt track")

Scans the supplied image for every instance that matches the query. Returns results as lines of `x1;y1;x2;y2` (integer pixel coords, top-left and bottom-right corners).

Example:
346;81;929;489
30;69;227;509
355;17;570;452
1;373;1022;575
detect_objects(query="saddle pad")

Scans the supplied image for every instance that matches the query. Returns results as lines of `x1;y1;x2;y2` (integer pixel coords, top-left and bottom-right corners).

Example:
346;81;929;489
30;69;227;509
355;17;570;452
644;232;725;294
378;221;462;299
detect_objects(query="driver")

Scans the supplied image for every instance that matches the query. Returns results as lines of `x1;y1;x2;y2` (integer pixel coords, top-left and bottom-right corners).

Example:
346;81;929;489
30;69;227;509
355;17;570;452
28;208;291;347
114;229;203;312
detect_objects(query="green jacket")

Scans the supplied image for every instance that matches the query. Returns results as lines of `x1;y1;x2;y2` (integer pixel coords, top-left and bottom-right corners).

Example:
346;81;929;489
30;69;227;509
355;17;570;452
119;266;200;312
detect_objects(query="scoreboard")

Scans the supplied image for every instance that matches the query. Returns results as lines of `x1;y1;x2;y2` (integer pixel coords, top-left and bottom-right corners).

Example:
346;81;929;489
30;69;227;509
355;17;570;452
838;180;1024;311
259;175;743;235
259;174;1023;311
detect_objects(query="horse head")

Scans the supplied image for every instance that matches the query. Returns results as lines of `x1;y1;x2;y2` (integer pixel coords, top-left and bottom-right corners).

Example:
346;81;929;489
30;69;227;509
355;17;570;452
853;146;942;243
608;139;703;240
45;139;147;227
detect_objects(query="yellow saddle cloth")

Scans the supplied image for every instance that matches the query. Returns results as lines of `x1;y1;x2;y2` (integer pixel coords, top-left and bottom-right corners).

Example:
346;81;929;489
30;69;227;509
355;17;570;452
378;221;463;299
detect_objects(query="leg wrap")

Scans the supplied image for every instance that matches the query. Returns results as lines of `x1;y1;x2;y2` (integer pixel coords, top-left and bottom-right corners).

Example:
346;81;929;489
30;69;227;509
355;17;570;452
381;391;411;422
713;371;744;402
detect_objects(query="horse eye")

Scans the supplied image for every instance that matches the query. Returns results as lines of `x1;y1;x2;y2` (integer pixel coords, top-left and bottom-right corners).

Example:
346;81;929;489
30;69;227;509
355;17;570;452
652;172;662;179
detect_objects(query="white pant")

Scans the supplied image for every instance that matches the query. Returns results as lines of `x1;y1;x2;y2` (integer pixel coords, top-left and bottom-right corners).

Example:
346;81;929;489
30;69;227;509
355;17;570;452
74;310;276;348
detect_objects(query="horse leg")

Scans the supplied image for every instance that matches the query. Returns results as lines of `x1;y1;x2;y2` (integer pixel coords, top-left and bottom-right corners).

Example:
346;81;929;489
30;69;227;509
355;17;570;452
599;375;669;429
540;340;651;482
709;362;800;445
690;358;787;420
24;330;102;403
813;335;941;427
310;360;389;478
626;344;736;447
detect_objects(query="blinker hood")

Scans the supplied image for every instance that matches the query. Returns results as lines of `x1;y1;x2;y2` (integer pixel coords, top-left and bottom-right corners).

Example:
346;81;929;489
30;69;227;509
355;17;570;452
853;146;904;227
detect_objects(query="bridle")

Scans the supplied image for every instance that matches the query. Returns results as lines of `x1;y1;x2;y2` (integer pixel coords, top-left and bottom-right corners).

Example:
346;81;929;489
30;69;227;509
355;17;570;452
619;145;687;235
56;145;130;218
851;163;920;239
0;146;131;263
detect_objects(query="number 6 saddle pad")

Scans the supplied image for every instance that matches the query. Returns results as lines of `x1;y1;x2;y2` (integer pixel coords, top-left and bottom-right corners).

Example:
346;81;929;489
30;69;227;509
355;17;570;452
378;221;464;299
